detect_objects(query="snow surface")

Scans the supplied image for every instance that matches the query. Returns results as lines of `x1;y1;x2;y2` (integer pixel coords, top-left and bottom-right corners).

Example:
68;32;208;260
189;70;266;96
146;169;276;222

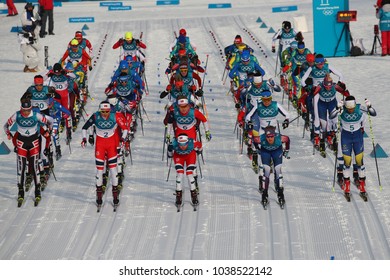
0;0;390;265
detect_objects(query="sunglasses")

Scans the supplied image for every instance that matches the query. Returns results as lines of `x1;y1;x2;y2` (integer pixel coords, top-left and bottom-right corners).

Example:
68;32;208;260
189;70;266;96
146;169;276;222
100;110;110;114
266;134;275;138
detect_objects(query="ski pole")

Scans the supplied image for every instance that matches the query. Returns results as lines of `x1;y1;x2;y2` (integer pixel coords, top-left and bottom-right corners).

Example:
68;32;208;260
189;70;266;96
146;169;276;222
274;44;280;77
332;113;342;192
166;157;173;181
162;126;167;161
367;109;382;190
197;128;205;164
140;100;151;122
197;153;203;179
200;54;209;118
286;114;300;126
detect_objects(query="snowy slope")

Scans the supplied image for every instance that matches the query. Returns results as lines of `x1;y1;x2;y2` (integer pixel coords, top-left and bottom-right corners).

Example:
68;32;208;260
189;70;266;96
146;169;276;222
0;0;390;263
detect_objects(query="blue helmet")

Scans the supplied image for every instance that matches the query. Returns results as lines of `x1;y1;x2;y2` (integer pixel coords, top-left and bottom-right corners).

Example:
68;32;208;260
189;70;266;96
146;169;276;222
119;60;129;70
261;90;272;99
241;49;250;62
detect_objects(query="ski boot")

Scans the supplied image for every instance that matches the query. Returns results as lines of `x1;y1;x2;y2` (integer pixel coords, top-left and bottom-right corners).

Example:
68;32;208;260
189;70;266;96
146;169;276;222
175;190;183;207
25;173;33;192
358;177;366;194
342;177;351;201
258;175;264;193
17;184;24;207
252;152;258;173
261;190;268;208
313;134;320;149
66;127;72;145
55;146;62;161
40;172;47;191
190;189;199;206
112;185;119;206
96;185;103;206
34;185;41;206
319;138;326;157
277;188;285;206
247;146;253;160
194;175;199;194
358;177;368;201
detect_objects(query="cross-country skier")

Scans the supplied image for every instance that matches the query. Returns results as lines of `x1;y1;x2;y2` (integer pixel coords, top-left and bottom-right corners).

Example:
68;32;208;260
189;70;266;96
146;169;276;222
4;98;53;206
81;101;128;207
259;126;290;207
172;133;202;208
331;96;377;197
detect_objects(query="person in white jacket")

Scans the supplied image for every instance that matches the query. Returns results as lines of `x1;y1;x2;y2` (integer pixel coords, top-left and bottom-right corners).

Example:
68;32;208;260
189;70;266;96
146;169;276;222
18;31;41;72
21;3;41;38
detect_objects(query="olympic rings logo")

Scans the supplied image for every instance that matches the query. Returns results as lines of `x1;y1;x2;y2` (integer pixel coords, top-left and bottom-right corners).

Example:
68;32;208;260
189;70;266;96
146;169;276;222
98;121;115;128
315;70;328;77
19;119;35;126
323;10;334;16
240;65;252;72
260;108;277;116
344;113;359;121
177;116;193;124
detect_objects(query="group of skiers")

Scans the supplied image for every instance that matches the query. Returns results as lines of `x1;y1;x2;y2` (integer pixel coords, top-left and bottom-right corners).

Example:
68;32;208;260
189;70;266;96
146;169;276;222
222;20;378;207
4;22;379;210
4;30;94;207
160;28;211;211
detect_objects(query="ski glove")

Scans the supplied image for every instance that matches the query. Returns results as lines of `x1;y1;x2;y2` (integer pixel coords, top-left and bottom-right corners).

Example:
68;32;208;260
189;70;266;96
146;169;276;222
283;150;290;159
89;66;93;71
166;134;171;144
247;121;253;130
271;46;276;53
337;81;346;91
282;119;289;129
88;135;94;146
160;91;169;99
81;138;87;148
167;144;173;158
365;99;371;108
195;89;203;97
205;131;212;141
337;100;344;111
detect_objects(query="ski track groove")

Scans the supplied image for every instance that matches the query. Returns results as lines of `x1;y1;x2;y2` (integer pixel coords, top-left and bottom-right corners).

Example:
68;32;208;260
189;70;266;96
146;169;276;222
203;17;255;259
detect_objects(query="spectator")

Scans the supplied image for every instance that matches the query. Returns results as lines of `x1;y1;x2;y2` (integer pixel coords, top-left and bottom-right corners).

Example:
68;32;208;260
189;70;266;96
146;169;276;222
6;0;18;16
376;3;390;55
39;0;54;38
21;3;41;38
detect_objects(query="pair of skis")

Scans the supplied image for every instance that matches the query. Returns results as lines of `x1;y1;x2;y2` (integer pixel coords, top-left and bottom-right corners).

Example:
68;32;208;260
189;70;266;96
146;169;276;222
17;196;41;208
258;188;285;210
260;196;285;210
338;180;368;202
176;201;198;212
97;202;119;213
